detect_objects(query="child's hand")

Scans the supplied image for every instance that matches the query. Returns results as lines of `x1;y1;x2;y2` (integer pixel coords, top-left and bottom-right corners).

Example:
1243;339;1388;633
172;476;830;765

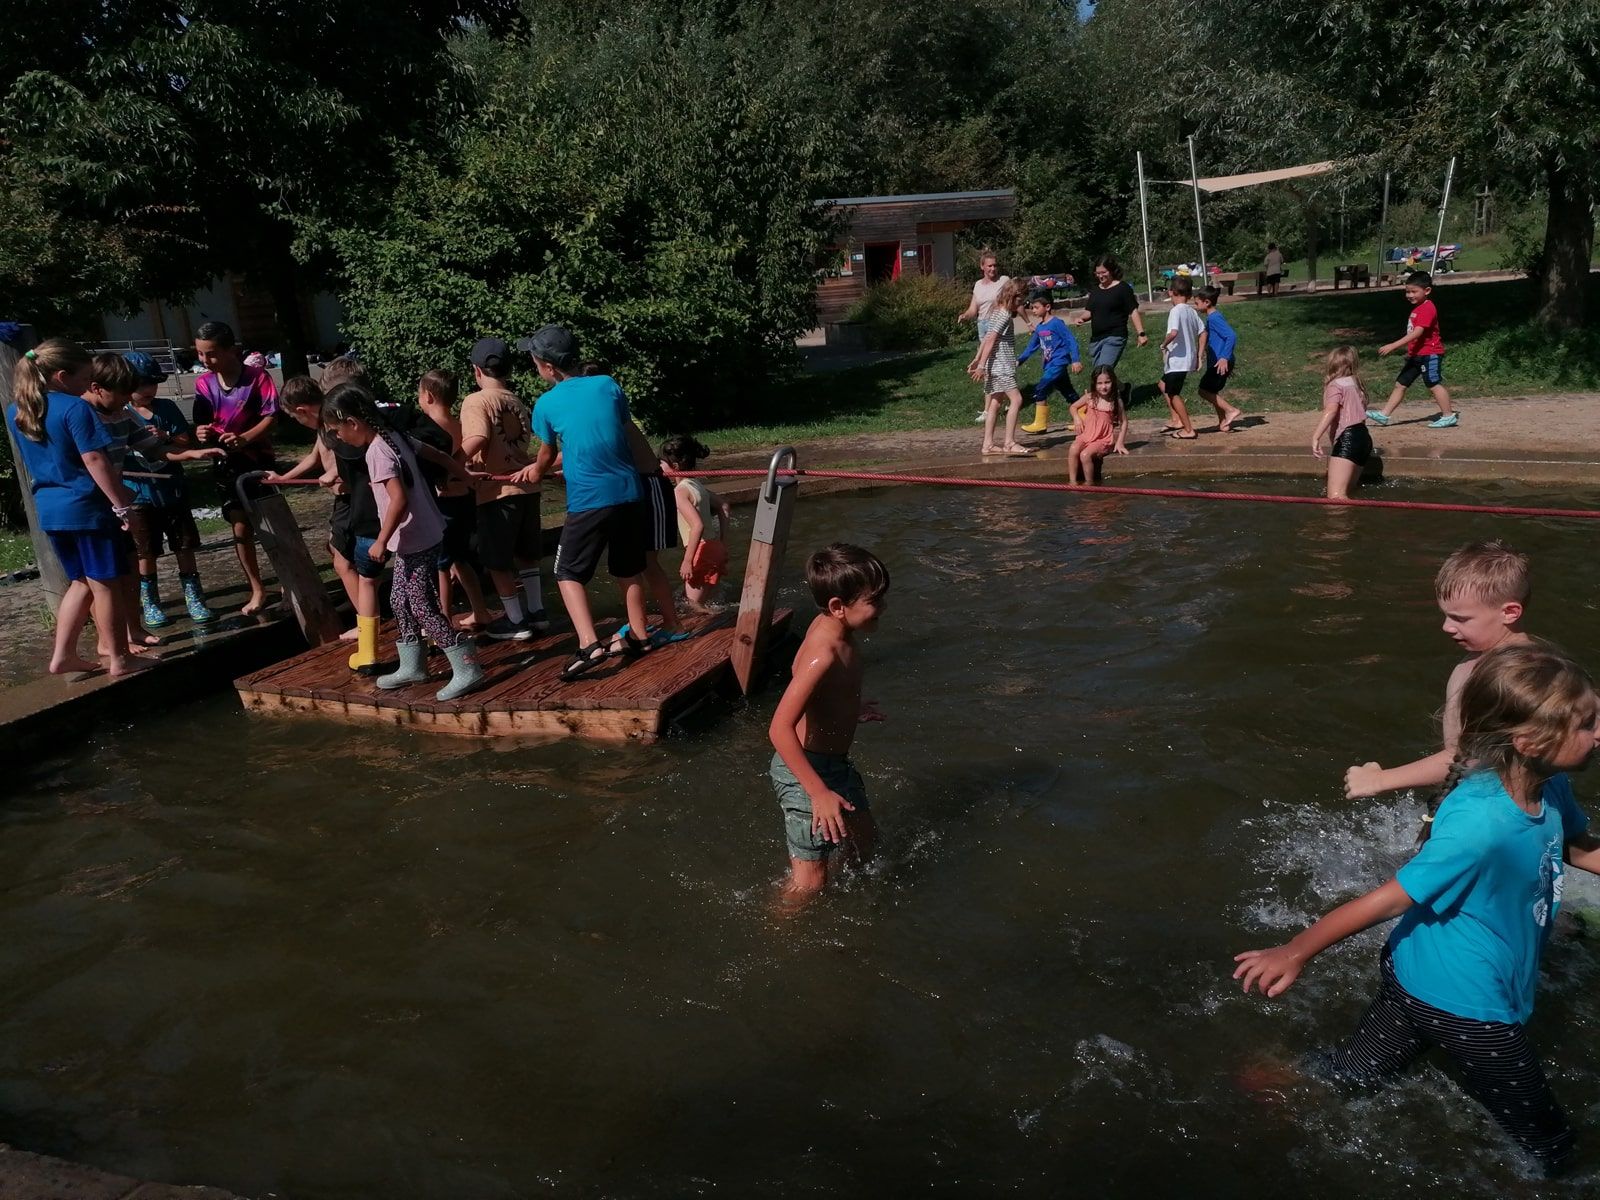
259;473;285;486
1216;360;1230;377
1113;444;1128;456
859;699;886;723
195;425;216;444
1344;762;1384;799
680;557;695;582
366;541;387;564
1311;439;1325;459
810;789;856;843
219;431;242;450
1377;343;1394;358
1232;945;1305;997
1071;361;1083;374
507;464;541;486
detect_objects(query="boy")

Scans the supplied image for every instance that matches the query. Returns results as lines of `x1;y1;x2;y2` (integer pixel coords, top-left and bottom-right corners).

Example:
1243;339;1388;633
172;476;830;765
460;337;546;640
121;351;219;627
1192;286;1244;433
414;368;496;632
768;543;890;907
1157;276;1207;440
192;320;278;614
508;325;650;679
1369;271;1457;429
1345;540;1530;799
1018;288;1083;434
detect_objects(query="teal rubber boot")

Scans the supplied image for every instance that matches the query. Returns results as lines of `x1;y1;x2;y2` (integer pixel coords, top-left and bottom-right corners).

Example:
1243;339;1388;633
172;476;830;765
377;638;430;689
436;641;486;702
139;576;170;628
180;573;215;623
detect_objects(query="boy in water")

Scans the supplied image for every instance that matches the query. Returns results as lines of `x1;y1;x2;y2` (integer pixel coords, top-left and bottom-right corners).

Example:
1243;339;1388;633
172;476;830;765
1017;288;1082;434
1368;271;1457;429
1345;540;1531;799
768;543;890;907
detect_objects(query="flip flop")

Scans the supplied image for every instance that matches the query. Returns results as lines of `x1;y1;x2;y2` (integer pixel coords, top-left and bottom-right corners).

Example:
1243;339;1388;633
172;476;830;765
1168;430;1198;440
1004;446;1035;456
647;629;693;649
980;445;1004;455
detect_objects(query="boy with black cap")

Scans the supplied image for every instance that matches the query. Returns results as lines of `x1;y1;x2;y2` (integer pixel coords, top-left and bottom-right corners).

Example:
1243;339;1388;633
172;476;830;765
460;336;547;639
509;325;651;680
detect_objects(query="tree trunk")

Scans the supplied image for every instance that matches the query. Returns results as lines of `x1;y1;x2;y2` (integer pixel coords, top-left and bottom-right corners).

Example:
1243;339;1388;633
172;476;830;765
261;222;313;379
1536;157;1594;330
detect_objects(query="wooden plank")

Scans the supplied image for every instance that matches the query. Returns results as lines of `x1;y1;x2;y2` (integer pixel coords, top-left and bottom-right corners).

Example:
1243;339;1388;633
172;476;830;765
248;489;342;646
732;475;797;694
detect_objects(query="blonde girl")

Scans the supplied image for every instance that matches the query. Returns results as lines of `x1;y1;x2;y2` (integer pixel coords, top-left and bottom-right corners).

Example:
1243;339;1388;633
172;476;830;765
968;277;1033;456
1311;345;1372;500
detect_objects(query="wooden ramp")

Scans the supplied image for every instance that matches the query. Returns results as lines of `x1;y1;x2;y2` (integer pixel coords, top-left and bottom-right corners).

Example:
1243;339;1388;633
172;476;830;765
234;608;793;742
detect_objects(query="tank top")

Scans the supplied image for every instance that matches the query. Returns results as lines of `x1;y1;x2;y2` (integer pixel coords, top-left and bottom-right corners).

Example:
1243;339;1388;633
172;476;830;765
1325;376;1367;434
675;477;716;543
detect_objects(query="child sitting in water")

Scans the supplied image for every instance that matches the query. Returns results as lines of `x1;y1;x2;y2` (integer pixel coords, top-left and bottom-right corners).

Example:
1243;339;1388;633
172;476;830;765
661;435;730;611
1236;640;1600;1177
768;543;890;908
1310;346;1371;500
1346;541;1533;803
1064;366;1127;486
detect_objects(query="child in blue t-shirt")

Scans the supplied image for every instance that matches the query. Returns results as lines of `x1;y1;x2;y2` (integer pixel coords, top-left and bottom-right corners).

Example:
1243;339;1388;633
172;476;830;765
1017;289;1081;434
1193;287;1244;433
1235;641;1600;1176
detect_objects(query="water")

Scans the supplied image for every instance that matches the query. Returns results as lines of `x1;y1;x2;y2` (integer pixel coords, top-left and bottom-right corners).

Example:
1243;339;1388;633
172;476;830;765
8;480;1600;1196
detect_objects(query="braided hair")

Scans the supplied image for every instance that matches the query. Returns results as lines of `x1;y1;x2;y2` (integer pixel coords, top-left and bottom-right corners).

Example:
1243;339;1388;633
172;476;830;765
321;381;413;489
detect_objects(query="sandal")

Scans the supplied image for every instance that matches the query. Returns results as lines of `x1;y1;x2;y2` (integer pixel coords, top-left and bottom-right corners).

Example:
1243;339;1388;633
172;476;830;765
1167;430;1198;440
648;628;693;649
560;641;609;681
1003;444;1034;456
980;444;1004;455
616;630;652;662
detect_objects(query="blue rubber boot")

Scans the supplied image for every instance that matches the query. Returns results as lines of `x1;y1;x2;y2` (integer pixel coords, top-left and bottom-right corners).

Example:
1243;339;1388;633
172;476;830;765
377;638;430;689
436;641;486;702
180;573;215;623
139;576;170;628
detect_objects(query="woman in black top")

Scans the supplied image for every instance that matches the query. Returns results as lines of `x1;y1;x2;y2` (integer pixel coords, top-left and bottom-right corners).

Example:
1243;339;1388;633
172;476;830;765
1074;255;1148;369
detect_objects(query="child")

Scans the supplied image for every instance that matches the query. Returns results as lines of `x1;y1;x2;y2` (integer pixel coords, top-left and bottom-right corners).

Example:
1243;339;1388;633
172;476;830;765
5;339;145;678
509;325;652;680
1235;641;1600;1177
415;368;496;632
321;382;484;701
1157;276;1207;440
1369;271;1457;428
1261;242;1284;296
662;435;731;611
1310;346;1372;500
1192;286;1244;433
1346;540;1532;799
121;350;220;627
1065;366;1127;486
1017;288;1082;434
191;320;278;614
460;337;546;641
768;543;889;908
968;278;1033;456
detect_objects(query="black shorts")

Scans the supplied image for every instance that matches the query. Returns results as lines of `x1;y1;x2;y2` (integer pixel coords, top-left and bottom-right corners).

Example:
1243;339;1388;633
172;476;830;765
1198;368;1229;394
1395;354;1444;388
554;501;647;585
476;492;542;571
125;503;201;560
215;457;272;522
642;473;679;552
329;493;355;563
1331;423;1372;466
435;492;478;571
1160;371;1188;397
1265;273;1281;285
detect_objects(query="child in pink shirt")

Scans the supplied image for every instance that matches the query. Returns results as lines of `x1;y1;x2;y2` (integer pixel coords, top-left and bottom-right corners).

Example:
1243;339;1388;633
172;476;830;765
1312;346;1373;500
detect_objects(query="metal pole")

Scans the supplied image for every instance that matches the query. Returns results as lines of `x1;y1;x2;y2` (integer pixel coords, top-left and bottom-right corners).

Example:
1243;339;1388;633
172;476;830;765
1430;156;1456;270
1187;135;1208;277
1376;170;1390;280
1136;151;1155;302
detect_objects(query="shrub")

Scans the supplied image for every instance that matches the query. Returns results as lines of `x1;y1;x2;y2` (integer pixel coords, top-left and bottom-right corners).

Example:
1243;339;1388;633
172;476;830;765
844;274;974;351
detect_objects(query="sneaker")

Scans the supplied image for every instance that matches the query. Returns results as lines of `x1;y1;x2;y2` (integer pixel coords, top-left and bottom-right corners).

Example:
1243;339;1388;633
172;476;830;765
484;615;535;641
974;412;987;423
1365;410;1391;425
527;608;551;633
1428;413;1459;429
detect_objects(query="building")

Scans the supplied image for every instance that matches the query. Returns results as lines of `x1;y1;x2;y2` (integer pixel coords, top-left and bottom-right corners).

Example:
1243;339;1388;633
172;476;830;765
814;189;1018;325
98;274;345;359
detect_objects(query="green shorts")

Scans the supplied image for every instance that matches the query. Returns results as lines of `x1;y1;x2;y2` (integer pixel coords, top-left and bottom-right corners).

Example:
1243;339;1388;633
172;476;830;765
770;749;870;863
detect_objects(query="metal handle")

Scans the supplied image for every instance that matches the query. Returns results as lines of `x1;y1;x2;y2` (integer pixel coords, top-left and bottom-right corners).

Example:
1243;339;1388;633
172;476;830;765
235;469;270;514
763;446;798;504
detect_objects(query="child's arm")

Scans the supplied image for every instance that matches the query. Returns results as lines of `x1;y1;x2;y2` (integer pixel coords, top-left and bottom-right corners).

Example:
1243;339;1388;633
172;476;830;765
221;411;274;455
1017;329;1042;365
1234;879;1412;996
967;330;999;378
1065;325;1083;373
508;441;556;487
410;437;472;486
370;477;407;561
1566;833;1600;875
674;485;705;583
1379;320;1423;357
768;645;855;844
1112;395;1128;454
1195;323;1209;366
714;494;730;542
1310;391;1339;458
82;448;135;513
264;447;323;483
1346;660;1469;798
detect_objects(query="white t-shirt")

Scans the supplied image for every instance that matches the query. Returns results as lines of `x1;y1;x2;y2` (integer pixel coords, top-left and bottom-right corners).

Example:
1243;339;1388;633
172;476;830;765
972;275;1012;321
1163;302;1206;372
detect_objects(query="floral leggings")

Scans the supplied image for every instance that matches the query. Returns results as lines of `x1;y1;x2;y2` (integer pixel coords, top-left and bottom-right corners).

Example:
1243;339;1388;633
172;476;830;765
391;544;459;648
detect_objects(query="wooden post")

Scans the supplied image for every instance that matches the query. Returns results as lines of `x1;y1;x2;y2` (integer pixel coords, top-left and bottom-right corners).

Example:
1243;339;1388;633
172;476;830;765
0;331;70;604
234;472;342;647
731;446;798;695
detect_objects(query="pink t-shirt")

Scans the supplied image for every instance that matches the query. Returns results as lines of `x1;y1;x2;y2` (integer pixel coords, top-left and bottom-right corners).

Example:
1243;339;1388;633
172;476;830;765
366;433;445;554
1323;376;1367;435
1408;298;1444;355
972;274;1011;320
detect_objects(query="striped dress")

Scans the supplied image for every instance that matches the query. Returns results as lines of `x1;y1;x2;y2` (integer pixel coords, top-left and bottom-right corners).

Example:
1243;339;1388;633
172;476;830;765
978;309;1018;395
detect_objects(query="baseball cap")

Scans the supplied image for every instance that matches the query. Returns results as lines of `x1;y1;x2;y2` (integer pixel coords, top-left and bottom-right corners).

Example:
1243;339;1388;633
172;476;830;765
122;350;168;385
515;325;579;370
470;337;512;372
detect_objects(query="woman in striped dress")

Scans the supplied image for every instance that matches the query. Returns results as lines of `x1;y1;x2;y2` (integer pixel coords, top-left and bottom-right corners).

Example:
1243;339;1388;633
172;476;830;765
968;278;1032;456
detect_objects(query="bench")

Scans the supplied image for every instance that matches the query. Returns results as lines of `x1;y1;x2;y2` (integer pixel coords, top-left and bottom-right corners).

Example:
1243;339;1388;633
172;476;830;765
1333;264;1372;289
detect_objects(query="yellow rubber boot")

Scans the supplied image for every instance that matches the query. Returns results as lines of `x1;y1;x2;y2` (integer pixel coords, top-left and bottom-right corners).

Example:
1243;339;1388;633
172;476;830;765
348;615;380;673
1020;402;1050;434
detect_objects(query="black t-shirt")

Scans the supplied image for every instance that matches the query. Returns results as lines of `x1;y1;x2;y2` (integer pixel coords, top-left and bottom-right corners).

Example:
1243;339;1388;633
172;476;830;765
400;408;453;492
324;428;380;537
1085;281;1140;341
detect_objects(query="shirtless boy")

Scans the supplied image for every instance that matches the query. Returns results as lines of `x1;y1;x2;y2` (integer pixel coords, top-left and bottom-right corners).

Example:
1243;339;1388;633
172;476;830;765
768;543;890;908
1345;540;1531;799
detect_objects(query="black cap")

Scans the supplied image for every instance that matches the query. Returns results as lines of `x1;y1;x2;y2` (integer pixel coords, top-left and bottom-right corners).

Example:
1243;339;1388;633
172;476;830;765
516;325;579;370
470;337;511;371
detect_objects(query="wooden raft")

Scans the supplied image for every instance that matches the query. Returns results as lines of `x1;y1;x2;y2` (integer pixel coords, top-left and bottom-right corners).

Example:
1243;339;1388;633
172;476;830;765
233;608;793;742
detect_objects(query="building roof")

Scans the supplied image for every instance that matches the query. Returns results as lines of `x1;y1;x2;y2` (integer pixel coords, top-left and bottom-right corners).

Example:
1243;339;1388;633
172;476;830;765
816;188;1016;207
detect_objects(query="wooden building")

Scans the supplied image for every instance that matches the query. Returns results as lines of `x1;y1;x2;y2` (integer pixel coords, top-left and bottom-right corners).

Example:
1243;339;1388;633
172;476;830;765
814;189;1018;325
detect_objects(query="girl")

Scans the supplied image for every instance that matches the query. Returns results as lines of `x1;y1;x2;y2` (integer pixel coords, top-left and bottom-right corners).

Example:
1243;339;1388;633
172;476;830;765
321;382;485;701
4;339;145;678
1064;366;1127;486
415;368;496;632
1311;345;1372;500
1235;641;1600;1176
968;278;1033;457
661;435;731;611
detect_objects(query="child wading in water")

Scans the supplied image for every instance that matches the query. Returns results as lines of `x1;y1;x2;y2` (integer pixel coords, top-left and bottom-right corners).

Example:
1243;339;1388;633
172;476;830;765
1310;346;1372;500
1235;641;1600;1176
322;382;485;701
969;279;1034;456
769;544;889;909
1065;366;1127;486
661;436;730;611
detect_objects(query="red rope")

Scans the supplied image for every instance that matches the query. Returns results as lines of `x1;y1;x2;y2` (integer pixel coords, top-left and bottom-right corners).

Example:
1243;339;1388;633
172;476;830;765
669;468;1600;521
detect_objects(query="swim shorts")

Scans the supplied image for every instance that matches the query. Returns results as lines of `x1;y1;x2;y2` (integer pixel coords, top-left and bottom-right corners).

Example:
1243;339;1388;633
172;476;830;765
435;492;478;572
1331;423;1373;466
125;503;201;559
48;528;124;582
1198;367;1230;394
685;538;728;588
553;500;647;585
641;473;679;552
477;492;542;571
770;749;870;863
1396;354;1444;388
1160;370;1188;397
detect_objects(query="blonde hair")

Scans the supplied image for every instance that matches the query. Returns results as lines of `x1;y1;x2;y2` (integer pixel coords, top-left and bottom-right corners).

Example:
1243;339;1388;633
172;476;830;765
996;278;1028;313
1419;640;1595;844
11;338;91;442
1323;345;1364;400
1435;539;1531;607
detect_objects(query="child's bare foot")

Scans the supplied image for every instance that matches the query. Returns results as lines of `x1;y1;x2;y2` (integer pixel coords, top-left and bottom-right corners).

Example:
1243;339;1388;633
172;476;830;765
1219;409;1243;433
339;625;360;641
240;590;273;616
130;631;162;648
49;654;104;676
108;655;158;678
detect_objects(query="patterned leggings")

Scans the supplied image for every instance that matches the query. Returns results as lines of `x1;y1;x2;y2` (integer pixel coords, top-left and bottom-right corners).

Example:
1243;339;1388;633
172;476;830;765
1315;953;1574;1173
391;544;459;648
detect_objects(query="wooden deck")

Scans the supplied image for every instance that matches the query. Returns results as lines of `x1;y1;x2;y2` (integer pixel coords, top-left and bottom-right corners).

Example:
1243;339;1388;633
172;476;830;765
234;608;793;742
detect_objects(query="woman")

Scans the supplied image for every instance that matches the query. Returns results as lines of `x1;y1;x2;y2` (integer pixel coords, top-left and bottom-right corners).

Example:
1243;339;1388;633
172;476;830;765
959;251;1012;422
1073;255;1148;369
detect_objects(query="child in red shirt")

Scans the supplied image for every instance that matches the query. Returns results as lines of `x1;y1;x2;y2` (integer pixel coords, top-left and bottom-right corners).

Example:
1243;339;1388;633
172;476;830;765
1369;271;1457;429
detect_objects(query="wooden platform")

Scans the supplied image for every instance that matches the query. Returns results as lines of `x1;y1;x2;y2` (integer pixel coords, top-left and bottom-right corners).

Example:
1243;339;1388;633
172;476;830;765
233;609;793;742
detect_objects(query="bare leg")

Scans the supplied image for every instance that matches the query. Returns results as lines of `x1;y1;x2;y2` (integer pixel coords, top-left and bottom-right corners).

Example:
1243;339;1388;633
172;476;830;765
981;394;1000;452
641;553;682;632
175;548;199;576
1428;383;1454;416
619;576;650;645
1378;383;1405;418
120;574;159;650
557;578;600;649
1002;389;1026;452
684;580;712;610
438;566;455;626
1326;456;1361;500
233;519;269;614
91;577;148;676
1065;441;1084;485
776;857;829;914
452;564;495;628
48;580;101;675
1202;388;1242;430
1169;391;1196;437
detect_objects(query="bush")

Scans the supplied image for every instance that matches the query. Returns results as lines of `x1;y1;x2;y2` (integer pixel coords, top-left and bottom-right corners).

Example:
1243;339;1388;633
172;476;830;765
844;274;973;351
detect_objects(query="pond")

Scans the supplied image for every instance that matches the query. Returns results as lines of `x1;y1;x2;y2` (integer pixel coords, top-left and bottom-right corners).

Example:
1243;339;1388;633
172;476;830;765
7;479;1600;1196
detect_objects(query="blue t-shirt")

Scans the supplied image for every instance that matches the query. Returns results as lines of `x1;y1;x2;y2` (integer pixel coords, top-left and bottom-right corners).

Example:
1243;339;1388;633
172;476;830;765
5;392;118;531
126;398;191;507
1389;770;1588;1024
530;375;642;514
1205;311;1238;368
1017;317;1081;381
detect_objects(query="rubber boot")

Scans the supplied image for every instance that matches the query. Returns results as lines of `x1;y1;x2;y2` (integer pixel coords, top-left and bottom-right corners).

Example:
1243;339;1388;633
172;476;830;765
1020;402;1050;434
139;576;170;627
180;572;215;623
436;641;486;702
348;615;381;673
377;638;430;690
